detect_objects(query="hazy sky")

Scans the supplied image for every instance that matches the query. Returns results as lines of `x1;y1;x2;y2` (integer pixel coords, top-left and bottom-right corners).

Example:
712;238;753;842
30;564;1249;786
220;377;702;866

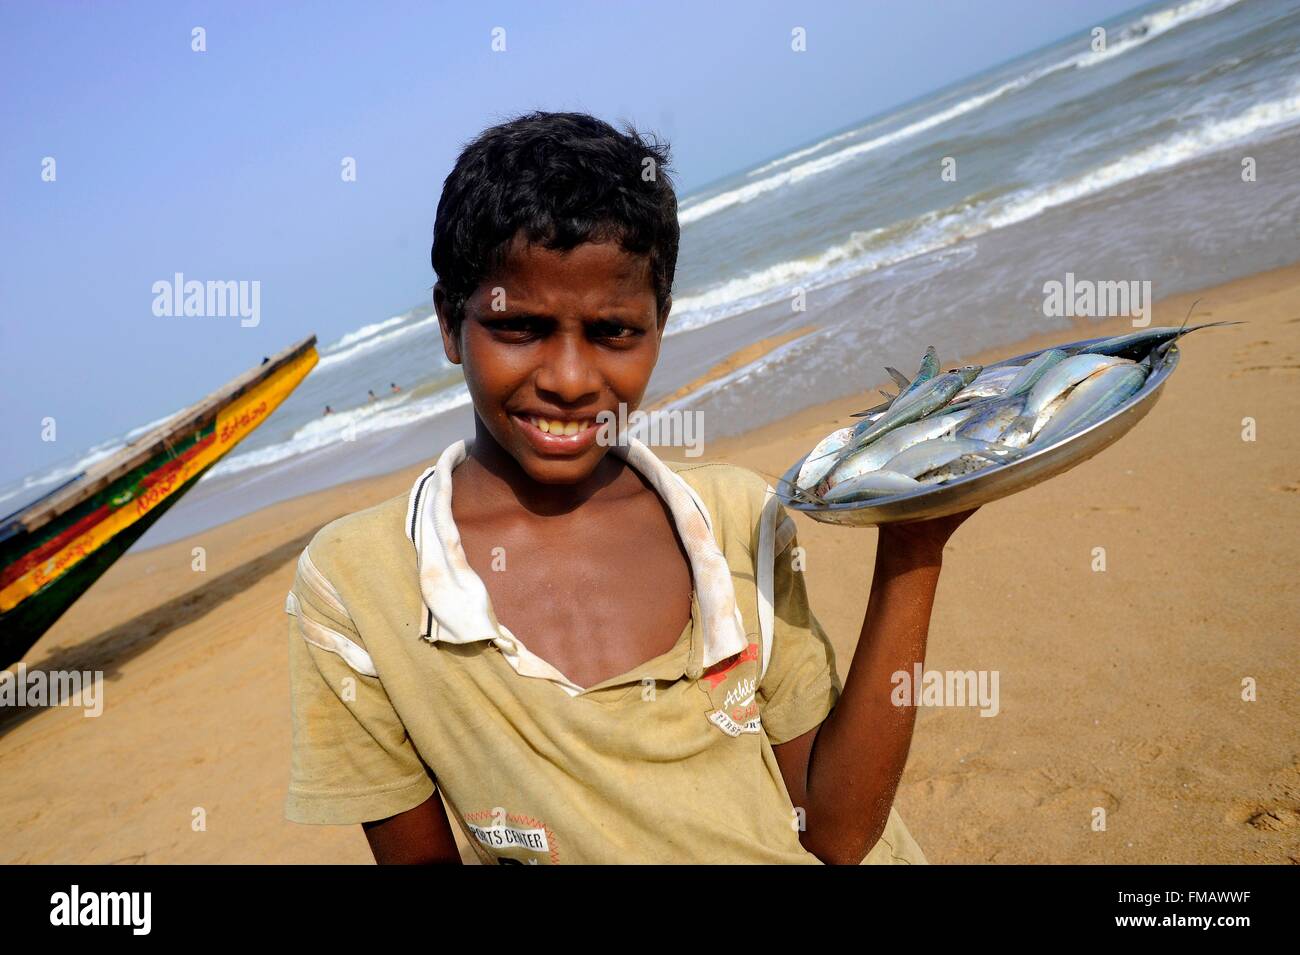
1;0;1144;484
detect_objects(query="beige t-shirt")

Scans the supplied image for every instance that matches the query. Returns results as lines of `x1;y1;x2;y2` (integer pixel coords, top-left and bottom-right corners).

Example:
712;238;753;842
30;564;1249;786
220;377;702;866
284;435;925;865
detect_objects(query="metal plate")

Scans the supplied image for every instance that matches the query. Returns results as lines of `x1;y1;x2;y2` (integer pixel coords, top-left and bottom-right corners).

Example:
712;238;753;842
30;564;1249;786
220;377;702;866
777;337;1180;526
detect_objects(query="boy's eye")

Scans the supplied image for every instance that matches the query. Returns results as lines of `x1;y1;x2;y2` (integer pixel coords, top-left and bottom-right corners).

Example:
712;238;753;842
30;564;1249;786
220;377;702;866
589;320;641;341
484;317;543;338
483;316;641;343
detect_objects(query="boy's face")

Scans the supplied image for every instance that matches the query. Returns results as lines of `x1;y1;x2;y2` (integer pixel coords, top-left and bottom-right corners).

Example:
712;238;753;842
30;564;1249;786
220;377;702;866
436;234;669;485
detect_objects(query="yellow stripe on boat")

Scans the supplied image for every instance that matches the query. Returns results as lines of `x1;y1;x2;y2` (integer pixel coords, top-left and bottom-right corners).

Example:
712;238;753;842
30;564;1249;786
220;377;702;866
0;347;318;613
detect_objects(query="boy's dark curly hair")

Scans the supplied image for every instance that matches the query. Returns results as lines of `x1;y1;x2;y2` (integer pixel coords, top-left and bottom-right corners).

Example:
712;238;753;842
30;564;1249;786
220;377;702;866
431;110;679;336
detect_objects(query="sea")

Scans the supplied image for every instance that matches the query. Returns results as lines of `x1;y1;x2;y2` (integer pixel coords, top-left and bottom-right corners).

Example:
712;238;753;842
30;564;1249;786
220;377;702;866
4;0;1299;547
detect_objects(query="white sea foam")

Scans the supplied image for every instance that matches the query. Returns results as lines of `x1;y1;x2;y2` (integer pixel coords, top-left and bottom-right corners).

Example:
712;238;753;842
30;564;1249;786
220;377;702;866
315;313;440;370
0;405;190;512
678;73;1045;227
1073;0;1245;70
204;384;472;478
325;313;410;352
984;79;1300;230
679;0;1246;226
669;81;1300;339
656;327;834;414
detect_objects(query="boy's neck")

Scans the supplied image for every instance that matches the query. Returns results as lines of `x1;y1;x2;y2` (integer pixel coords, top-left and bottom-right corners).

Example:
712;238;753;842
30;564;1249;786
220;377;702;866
456;421;636;519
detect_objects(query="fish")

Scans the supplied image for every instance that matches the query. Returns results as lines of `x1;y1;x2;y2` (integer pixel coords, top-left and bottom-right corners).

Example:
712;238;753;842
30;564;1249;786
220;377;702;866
795;427;855;490
822;470;921;504
1072;321;1242;360
816;411;975;493
1032;362;1150;447
850;365;982;446
950;365;1022;404
893;346;940;403
1023;354;1134;417
916;451;1006;485
849;346;939;417
1002;348;1068;398
996;416;1035;449
884;367;912;390
882;436;993;479
956;396;1027;443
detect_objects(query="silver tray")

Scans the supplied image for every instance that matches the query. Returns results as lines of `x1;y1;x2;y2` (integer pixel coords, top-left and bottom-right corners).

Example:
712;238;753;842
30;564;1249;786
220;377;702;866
777;337;1181;526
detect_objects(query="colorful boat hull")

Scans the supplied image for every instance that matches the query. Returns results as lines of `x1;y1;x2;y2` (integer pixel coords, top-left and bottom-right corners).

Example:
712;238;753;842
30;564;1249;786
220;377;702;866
0;338;318;668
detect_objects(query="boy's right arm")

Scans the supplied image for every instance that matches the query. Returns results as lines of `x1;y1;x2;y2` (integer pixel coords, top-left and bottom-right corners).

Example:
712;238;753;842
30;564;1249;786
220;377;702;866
285;544;448;859
363;796;463;865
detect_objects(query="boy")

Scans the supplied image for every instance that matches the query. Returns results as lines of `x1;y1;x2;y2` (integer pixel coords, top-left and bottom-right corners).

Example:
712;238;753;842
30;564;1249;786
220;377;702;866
283;111;973;864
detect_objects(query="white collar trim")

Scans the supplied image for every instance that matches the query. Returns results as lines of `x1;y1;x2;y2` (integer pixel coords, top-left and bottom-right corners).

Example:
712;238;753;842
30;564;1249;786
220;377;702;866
404;436;749;673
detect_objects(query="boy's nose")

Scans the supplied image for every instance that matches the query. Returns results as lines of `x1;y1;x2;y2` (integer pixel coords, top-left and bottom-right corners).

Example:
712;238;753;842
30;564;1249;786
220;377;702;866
534;334;602;401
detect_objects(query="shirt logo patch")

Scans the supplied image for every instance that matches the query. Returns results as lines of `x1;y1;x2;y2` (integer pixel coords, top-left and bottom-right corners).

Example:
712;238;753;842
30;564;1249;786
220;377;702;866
701;641;762;736
464;809;560;865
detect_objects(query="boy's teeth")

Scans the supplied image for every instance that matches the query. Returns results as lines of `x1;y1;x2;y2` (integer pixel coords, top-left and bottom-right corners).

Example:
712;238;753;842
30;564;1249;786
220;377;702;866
529;416;589;436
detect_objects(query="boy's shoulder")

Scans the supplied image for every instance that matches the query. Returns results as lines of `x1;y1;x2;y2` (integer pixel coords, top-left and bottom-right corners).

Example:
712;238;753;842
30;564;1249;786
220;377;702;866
300;490;411;585
660;457;776;532
662;457;770;494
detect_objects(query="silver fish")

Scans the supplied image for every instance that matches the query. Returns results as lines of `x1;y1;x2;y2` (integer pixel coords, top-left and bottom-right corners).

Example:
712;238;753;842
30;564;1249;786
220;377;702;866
956;395;1027;442
917;452;1003;485
1032;362;1149;447
817;411;975;493
894;346;940;403
851;365;982;446
996;416;1035;449
795;427;855;490
822;469;921;504
882;436;993;479
1023;354;1133;417
1002;348;1068;398
849;346;939;417
1073;321;1241;360
950;365;1021;404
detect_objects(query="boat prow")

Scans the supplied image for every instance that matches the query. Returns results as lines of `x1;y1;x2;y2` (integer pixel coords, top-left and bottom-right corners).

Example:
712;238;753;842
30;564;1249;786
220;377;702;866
0;336;319;668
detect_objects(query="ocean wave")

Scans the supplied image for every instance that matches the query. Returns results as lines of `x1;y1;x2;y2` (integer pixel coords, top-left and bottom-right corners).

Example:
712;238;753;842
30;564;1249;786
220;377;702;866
315;313;441;370
0;405;190;512
742;122;885;180
677;73;1045;227
324;313;410;352
984;79;1300;230
0;442;118;511
204;383;472;478
668;81;1300;339
656;327;835;414
1073;0;1245;70
679;0;1246;227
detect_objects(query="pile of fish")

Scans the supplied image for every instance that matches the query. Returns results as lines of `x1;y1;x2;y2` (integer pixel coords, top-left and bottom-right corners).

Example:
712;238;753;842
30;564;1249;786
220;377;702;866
786;323;1234;507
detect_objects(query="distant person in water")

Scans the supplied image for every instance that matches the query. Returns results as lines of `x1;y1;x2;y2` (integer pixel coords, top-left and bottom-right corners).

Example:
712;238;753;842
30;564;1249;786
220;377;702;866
390;382;402;393
368;390;377;402
323;405;333;416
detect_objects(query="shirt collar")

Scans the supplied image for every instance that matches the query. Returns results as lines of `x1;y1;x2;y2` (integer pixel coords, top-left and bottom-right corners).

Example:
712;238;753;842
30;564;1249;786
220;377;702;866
404;436;750;677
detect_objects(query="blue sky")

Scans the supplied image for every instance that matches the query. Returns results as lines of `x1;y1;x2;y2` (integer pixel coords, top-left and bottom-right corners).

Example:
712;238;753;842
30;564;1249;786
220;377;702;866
0;0;1143;484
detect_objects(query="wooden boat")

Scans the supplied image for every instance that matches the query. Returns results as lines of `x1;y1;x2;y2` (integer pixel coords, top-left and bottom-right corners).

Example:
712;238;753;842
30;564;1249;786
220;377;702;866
0;336;318;667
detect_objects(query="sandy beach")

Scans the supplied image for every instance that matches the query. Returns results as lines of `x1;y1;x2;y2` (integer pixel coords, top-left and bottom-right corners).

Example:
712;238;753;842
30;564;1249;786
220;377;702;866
2;264;1297;865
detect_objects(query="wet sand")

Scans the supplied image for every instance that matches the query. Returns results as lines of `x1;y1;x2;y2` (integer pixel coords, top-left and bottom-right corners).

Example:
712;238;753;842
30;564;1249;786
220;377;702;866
2;265;1297;864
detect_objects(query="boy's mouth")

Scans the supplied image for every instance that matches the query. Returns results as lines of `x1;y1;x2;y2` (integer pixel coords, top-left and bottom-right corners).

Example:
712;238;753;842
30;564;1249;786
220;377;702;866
509;412;601;456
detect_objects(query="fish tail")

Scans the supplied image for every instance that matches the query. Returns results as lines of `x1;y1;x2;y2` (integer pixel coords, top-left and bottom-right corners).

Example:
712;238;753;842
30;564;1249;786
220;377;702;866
762;468;827;506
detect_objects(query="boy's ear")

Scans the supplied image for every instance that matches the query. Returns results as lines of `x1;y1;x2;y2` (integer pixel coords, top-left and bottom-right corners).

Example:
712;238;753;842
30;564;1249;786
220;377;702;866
433;283;463;365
